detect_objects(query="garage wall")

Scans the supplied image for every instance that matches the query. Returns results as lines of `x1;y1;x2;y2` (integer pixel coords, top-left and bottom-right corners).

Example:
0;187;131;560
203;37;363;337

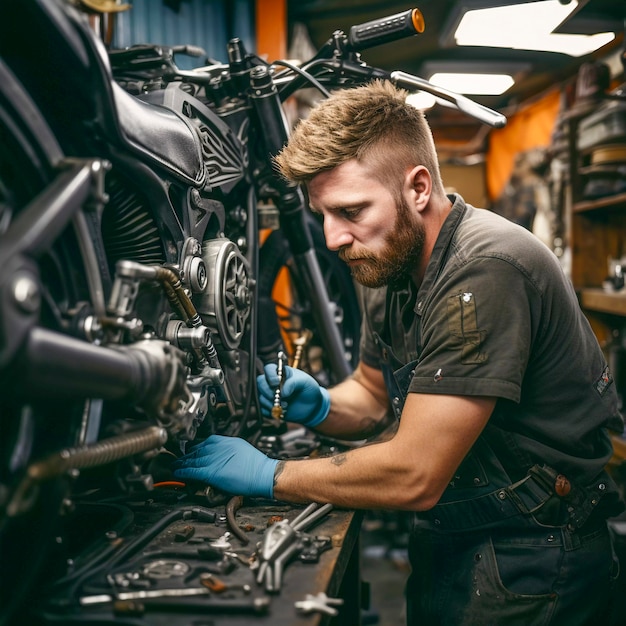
441;161;488;209
112;0;255;68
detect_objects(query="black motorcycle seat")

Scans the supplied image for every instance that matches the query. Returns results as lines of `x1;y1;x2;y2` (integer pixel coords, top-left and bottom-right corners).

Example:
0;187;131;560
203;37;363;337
112;81;206;188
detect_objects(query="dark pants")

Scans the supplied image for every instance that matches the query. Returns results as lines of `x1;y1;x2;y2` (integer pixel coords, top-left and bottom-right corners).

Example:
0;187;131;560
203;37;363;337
405;521;618;625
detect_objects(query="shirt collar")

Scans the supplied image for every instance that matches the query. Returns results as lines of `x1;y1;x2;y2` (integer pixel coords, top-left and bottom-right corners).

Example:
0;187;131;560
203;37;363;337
414;193;467;315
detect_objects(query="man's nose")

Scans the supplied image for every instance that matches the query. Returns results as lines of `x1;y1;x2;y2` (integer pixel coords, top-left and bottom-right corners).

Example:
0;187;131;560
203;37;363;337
323;215;353;251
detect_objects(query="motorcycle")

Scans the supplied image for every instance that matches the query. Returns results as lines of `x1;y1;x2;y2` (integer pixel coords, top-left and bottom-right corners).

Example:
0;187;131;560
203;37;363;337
0;1;505;623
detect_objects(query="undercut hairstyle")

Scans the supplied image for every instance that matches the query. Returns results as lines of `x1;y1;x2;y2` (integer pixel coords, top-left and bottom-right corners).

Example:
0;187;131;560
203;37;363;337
274;80;446;198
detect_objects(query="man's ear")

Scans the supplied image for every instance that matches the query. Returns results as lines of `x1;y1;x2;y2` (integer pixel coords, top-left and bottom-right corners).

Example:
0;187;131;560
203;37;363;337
405;165;431;212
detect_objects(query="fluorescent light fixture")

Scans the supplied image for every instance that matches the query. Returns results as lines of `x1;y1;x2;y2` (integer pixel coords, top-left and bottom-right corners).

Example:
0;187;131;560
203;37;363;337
429;72;514;95
418;60;528;96
454;0;615;57
406;91;437;109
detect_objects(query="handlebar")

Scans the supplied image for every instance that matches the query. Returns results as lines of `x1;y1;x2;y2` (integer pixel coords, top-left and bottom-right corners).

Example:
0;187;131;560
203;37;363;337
109;7;506;129
348;8;425;51
391;71;507;128
273;7;506;129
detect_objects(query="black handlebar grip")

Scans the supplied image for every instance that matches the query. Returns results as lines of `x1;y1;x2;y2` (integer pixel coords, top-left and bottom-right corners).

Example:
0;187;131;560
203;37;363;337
348;8;425;51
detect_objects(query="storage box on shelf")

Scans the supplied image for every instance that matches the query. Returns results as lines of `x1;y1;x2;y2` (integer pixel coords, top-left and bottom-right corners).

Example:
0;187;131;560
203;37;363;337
565;92;626;344
563;83;626;473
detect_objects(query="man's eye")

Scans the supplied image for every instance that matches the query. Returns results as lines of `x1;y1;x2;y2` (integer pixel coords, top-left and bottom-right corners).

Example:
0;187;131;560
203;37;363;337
341;208;361;219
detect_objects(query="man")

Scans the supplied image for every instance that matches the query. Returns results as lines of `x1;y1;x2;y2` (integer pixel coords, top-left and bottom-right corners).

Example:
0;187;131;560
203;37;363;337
174;80;624;624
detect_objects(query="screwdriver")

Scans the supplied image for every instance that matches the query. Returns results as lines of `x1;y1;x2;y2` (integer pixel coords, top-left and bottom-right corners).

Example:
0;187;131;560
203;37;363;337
271;351;286;419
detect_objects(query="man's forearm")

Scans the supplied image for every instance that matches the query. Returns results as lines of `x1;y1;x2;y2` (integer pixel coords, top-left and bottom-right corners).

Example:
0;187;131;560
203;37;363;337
271;439;427;510
314;376;392;440
316;368;395;441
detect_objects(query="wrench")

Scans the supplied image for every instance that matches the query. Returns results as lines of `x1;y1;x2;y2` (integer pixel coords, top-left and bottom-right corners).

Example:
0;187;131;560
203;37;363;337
295;592;344;616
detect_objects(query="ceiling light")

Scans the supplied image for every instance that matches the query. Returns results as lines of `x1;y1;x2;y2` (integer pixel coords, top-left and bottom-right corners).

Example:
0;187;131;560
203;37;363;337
428;72;514;95
406;91;437;109
452;0;615;57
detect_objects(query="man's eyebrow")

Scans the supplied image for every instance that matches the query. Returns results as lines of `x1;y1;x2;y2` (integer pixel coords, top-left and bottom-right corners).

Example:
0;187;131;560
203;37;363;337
309;201;368;215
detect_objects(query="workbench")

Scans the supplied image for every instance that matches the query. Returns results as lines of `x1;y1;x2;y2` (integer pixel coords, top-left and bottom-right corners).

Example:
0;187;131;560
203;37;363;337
37;492;364;626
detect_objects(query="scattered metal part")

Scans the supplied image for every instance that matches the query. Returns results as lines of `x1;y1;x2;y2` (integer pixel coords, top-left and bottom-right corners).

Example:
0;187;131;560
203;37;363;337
224;550;255;567
174;524;195;542
255;502;333;593
143;559;190;580
226;495;250;545
210;531;232;550
268;541;301;592
294;592;344;617
298;535;333;563
109;571;151;590
80;586;211;606
291;502;333;532
112;596;270;616
200;573;251;594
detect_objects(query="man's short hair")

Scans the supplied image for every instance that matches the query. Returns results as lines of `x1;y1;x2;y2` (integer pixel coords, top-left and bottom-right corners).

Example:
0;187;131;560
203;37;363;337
274;79;445;197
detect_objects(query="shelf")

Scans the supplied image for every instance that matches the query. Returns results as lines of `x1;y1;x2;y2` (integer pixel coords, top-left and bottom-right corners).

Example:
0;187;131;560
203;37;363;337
580;288;626;316
573;191;626;213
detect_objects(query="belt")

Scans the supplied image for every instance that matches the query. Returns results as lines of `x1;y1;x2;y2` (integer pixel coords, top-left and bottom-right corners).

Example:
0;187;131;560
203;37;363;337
417;464;611;532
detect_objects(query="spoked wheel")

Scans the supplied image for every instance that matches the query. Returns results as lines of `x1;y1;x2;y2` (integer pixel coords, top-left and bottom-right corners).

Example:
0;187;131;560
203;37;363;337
0;60;100;626
258;217;360;387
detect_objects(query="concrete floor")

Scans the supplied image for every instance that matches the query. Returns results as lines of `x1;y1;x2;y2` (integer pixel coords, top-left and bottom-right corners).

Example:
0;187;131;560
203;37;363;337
359;513;411;626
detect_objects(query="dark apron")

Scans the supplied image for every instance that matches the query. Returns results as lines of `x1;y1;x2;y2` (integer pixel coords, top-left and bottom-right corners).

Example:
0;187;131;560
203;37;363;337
373;330;615;535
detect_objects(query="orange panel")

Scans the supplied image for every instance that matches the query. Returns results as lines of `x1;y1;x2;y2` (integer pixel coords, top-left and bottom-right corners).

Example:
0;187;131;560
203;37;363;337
487;89;561;202
255;0;287;62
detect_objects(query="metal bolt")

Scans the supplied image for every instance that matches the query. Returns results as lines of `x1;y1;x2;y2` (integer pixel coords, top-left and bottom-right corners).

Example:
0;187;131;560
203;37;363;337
12;274;40;313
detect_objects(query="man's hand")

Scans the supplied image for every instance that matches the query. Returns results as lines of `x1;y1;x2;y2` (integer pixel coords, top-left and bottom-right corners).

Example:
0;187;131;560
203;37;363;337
257;365;330;427
172;435;279;499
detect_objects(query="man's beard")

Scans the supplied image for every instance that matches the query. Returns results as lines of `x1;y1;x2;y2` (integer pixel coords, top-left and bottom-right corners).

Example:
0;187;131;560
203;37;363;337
339;197;425;290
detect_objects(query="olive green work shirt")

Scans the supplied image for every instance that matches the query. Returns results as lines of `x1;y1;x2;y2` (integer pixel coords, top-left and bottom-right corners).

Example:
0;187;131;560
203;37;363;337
359;194;624;486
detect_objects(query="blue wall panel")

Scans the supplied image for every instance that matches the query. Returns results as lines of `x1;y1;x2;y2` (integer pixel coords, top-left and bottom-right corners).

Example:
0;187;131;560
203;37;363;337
113;0;255;69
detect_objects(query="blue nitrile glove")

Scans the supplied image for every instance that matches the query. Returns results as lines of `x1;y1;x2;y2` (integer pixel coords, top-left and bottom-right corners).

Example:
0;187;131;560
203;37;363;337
257;364;331;427
172;435;279;499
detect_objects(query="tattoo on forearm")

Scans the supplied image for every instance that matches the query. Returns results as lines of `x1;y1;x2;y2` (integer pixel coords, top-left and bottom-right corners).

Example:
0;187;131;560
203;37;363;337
273;460;286;488
331;453;348;466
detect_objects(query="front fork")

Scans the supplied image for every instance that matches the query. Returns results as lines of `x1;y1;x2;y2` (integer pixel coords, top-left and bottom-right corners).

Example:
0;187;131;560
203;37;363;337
246;59;352;381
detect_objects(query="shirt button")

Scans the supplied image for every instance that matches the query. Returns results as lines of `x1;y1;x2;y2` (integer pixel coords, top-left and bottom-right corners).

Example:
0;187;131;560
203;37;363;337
417;300;423;311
